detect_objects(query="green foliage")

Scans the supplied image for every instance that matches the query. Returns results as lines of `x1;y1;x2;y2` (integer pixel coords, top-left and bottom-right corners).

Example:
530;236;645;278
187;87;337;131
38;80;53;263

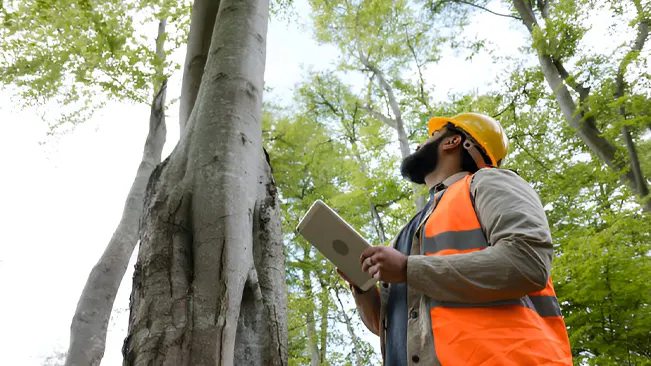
271;1;650;363
3;0;650;363
294;71;416;241
0;0;190;129
556;211;651;365
309;0;444;149
264;105;384;364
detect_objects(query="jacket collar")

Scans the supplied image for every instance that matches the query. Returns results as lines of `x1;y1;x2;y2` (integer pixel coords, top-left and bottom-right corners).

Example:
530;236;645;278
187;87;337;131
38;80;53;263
429;171;469;198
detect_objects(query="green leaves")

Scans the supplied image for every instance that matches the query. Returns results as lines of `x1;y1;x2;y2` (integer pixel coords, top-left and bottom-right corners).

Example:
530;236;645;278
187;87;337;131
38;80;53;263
0;0;190;129
4;0;649;362
555;211;651;365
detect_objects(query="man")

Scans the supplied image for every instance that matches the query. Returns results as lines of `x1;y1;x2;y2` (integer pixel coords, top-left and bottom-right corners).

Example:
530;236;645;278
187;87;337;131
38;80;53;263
337;113;573;365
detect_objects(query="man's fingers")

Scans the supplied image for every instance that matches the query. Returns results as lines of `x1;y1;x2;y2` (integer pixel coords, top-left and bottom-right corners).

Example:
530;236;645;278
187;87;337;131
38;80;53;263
360;246;381;265
373;251;385;261
361;256;374;272
368;264;380;278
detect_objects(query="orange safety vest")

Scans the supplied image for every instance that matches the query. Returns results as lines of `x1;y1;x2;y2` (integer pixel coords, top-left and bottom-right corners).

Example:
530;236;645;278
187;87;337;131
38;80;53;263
422;173;573;365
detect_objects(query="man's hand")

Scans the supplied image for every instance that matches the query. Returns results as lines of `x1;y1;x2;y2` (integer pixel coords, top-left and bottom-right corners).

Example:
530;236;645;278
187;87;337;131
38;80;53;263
360;246;408;284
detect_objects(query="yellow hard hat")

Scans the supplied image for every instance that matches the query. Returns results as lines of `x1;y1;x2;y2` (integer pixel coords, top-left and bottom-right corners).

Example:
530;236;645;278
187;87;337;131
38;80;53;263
428;112;509;166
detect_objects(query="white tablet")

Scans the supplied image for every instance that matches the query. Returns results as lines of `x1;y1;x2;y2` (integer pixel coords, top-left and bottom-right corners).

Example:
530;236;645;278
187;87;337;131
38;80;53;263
296;200;378;292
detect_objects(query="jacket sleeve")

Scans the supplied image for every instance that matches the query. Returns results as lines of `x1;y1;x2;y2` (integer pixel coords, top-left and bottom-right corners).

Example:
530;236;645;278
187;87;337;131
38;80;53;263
406;168;553;303
352;285;382;336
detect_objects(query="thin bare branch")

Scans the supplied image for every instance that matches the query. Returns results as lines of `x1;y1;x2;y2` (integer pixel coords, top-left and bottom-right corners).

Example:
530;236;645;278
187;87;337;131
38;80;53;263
432;0;522;20
361;105;398;129
405;29;433;114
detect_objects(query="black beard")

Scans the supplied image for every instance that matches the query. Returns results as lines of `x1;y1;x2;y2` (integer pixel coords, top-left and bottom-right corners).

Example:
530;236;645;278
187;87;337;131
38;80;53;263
400;137;442;184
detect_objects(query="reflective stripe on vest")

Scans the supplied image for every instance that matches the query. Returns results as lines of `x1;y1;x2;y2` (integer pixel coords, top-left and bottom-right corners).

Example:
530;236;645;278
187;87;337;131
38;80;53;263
422;172;572;366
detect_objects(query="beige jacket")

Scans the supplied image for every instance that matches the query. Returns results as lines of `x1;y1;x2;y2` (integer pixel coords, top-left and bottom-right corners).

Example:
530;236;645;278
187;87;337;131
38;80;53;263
353;168;554;365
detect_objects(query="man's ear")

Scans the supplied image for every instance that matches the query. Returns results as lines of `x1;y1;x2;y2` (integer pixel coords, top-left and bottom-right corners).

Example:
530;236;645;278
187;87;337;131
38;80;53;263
441;135;462;151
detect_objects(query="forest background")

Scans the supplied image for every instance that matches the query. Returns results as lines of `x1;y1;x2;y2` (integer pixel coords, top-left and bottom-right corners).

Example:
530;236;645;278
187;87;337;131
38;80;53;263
0;0;649;364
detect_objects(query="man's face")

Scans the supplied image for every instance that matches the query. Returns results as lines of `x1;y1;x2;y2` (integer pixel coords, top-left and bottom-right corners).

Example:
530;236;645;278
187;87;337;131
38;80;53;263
399;128;449;184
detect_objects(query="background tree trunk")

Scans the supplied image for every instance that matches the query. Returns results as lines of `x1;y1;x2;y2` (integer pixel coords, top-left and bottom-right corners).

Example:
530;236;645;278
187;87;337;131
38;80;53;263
350;145;387;243
301;247;320;366
122;0;287;364
614;0;649;204
317;286;328;364
359;61;425;211
64;19;168;366
334;289;363;366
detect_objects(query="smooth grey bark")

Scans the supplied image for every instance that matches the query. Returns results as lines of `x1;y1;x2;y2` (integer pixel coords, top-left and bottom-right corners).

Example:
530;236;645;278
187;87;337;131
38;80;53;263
64;20;168;366
122;0;287;364
178;0;221;132
512;0;651;212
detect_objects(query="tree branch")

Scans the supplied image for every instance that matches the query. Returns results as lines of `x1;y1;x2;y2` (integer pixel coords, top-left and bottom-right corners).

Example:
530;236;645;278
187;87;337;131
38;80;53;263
431;0;522;20
614;0;650;203
537;0;591;105
456;0;522;20
66;18;169;366
512;0;651;211
552;58;591;103
405;30;433;114
179;0;221;134
360;62;404;124
352;7;423;210
361;105;397;129
492;98;516;119
536;0;549;19
373;192;412;210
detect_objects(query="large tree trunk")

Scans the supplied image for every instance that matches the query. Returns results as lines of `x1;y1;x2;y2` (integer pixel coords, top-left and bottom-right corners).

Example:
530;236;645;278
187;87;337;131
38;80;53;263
64;20;168;366
512;0;651;212
122;0;287;365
